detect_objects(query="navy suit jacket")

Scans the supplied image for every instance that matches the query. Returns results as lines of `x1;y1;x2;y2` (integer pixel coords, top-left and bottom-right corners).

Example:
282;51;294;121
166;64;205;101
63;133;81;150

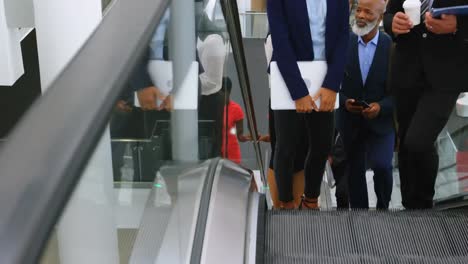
267;0;350;100
337;32;395;136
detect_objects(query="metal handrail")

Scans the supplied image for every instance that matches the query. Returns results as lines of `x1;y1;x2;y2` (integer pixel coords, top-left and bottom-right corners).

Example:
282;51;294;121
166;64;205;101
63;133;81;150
220;0;266;186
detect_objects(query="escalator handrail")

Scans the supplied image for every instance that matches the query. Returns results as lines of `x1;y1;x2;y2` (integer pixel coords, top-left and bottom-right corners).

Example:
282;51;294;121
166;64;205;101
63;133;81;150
0;0;169;263
220;0;266;185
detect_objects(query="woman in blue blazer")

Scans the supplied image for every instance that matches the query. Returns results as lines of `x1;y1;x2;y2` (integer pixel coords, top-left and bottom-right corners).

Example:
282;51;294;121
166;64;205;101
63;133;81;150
267;0;349;209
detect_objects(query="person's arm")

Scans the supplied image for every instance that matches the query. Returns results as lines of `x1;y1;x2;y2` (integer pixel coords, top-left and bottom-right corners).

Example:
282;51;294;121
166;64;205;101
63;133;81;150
339;92;349;108
236;119;252;142
457;0;468;38
377;96;394;117
340;67;350;108
457;15;468;41
321;0;350;93
431;0;468;41
384;0;405;40
267;0;308;100
377;36;395;117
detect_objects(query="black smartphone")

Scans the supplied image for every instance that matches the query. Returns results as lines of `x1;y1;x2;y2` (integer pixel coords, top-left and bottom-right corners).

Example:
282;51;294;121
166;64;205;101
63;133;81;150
351;100;371;108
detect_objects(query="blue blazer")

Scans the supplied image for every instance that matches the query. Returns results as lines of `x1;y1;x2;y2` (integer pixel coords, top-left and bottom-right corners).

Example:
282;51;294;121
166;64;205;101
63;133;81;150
267;0;350;100
337;32;395;136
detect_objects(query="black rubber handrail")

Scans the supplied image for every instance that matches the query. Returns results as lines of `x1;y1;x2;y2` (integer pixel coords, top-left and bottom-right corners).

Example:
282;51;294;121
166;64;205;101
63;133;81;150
220;0;266;185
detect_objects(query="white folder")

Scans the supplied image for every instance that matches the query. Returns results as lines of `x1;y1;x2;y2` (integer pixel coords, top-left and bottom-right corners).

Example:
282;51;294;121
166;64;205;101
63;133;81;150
134;60;199;110
270;61;339;110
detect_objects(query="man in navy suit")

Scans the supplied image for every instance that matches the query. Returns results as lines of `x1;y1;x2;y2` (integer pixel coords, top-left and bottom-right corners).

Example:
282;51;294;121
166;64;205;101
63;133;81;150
267;0;349;209
337;0;395;209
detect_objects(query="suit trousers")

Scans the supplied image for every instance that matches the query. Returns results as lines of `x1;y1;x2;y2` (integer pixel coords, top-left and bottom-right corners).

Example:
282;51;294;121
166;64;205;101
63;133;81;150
273;110;334;202
331;132;349;209
343;125;395;209
391;47;459;209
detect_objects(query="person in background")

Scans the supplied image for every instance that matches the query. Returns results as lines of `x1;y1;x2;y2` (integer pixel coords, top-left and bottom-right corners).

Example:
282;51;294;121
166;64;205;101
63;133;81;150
267;0;349;209
384;0;468;208
326;0;359;210
338;0;395;209
220;77;251;164
110;10;172;182
198;34;227;158
130;9;173;112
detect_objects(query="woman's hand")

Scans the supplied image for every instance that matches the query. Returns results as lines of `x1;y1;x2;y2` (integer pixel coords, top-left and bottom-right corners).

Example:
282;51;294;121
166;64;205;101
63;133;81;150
312;88;337;112
295;95;317;113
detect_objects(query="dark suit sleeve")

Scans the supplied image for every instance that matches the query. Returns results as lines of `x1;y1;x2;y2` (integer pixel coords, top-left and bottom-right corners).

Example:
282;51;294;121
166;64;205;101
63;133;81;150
267;0;309;100
378;36;395;117
129;48;153;92
378;95;394;117
384;0;404;40
339;92;349;108
457;15;468;42
322;0;350;92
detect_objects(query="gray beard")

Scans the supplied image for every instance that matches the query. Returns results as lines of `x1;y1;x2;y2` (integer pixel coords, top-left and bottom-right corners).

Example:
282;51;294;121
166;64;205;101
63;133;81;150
352;19;379;37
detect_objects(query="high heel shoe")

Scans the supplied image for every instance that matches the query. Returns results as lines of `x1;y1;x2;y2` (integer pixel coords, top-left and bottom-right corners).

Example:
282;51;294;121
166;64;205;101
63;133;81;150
301;195;318;210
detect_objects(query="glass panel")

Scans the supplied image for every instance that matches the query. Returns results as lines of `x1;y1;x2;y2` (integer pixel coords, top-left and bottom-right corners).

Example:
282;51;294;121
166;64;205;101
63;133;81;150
237;0;268;38
434;107;468;201
1;1;115;153
239;12;268;38
39;0;256;263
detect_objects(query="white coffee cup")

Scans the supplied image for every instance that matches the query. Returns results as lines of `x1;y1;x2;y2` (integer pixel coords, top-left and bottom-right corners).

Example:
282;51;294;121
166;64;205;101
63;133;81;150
403;0;421;26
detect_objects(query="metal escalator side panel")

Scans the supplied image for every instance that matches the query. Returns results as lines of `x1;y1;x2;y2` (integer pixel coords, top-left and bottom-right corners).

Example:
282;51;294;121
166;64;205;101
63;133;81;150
254;194;266;264
194;159;252;264
245;192;263;264
129;161;212;264
190;158;222;264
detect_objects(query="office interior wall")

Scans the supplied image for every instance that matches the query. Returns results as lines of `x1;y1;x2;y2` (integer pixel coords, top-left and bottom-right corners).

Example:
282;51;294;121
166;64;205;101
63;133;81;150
33;0;102;90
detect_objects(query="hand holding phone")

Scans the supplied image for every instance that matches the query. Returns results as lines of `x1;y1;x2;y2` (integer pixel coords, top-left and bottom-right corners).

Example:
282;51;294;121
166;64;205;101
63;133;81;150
345;99;365;113
352;100;371;109
362;102;381;119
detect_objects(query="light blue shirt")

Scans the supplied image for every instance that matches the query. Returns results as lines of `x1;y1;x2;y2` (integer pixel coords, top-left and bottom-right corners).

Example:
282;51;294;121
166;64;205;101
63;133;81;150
149;9;170;60
358;30;379;84
306;0;327;61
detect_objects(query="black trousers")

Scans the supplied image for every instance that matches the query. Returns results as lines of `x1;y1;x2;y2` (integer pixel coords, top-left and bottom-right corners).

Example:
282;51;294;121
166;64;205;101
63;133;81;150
392;47;459;209
268;102;307;172
199;91;225;158
330;132;349;209
273;110;334;202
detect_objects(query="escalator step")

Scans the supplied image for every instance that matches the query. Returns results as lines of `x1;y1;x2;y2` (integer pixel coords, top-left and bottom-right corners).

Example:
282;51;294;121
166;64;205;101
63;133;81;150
264;210;468;264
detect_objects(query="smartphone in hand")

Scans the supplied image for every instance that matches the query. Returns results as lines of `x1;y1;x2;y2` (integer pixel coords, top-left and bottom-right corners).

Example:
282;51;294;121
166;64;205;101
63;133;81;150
351;100;371;109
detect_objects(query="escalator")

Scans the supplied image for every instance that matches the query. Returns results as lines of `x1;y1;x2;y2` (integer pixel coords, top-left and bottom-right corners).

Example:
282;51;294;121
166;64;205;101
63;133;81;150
263;210;468;263
1;0;468;264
